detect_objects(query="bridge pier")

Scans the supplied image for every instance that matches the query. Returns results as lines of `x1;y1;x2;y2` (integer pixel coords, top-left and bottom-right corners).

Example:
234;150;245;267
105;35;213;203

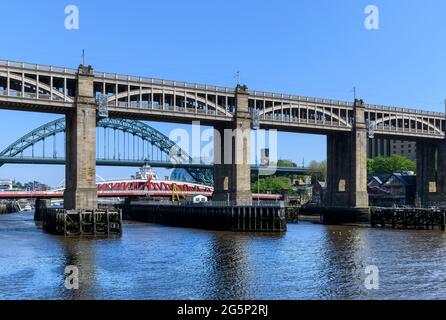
324;99;369;223
34;198;50;221
213;122;231;202
64;65;98;210
213;85;252;205
416;140;446;207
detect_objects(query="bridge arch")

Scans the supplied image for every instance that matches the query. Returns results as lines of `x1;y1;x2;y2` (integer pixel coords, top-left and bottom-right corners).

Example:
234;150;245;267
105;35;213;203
259;104;351;127
0;72;73;102
107;89;233;116
370;115;443;135
0;118;212;184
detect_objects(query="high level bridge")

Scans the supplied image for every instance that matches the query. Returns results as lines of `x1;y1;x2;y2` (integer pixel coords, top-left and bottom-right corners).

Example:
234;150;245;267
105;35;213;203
0;59;445;211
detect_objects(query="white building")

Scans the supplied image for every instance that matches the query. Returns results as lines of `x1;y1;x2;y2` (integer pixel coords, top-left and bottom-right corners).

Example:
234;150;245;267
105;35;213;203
0;179;13;191
193;195;208;203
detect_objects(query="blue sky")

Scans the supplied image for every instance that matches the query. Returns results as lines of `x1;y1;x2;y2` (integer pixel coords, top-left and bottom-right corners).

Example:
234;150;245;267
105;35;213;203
1;0;445;185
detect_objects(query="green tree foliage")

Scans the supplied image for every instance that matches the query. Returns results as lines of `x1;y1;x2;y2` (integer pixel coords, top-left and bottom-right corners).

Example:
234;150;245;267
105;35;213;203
277;159;297;167
251;176;292;193
368;155;416;175
24;181;41;190
12;180;22;189
308;160;327;181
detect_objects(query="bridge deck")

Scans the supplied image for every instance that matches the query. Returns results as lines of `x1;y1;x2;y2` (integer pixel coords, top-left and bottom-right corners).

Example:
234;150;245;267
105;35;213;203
0;59;444;139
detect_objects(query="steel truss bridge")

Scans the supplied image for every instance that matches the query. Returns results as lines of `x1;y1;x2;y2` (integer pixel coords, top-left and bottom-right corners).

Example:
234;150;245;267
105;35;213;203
0;117;215;184
0;59;444;140
0;178;215;200
0;117;312;185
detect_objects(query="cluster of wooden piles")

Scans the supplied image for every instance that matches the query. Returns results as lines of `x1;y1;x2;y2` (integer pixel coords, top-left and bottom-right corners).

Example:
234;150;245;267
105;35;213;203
370;207;446;231
40;208;122;236
0;203;20;214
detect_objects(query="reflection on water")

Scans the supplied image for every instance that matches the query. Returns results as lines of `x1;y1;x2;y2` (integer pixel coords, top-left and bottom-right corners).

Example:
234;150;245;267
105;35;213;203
1;211;446;300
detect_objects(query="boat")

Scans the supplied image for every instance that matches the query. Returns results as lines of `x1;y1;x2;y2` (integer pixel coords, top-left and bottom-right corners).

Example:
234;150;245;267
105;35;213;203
23;204;32;211
135;163;158;180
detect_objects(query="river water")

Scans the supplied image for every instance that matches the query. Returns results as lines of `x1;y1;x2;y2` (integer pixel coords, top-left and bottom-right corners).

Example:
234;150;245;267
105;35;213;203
0;211;445;300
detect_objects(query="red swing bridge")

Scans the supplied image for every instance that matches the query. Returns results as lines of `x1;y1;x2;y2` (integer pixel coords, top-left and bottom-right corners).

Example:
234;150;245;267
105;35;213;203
0;165;282;201
0;180;282;201
0;178;213;199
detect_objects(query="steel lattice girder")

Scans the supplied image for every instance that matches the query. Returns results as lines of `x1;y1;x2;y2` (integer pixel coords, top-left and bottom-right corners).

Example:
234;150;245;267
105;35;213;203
0;117;213;185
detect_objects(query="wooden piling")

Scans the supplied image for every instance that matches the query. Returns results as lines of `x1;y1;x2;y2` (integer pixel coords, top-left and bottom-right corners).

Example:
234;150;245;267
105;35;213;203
0;202;21;215
370;207;446;231
41;208;122;236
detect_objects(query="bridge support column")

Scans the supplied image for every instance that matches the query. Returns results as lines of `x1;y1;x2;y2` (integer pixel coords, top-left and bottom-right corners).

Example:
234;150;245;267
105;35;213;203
416;141;446;207
64;65;97;210
213;85;252;205
213;123;231;202
325;99;368;221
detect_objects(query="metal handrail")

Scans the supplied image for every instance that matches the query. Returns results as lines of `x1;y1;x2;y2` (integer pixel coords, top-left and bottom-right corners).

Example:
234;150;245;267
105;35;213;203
248;89;354;107
0;59;78;74
93;71;233;93
365;103;444;117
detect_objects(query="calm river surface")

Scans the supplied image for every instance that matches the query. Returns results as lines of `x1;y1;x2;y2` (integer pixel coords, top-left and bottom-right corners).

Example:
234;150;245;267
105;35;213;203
1;211;446;300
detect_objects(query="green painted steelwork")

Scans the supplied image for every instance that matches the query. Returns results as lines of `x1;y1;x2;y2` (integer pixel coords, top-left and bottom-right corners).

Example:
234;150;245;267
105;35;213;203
0;118;314;184
0;117;213;184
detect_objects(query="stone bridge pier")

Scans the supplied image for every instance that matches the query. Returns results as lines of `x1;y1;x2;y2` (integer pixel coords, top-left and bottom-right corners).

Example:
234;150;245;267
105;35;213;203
416;140;446;207
64;65;98;210
213;85;252;205
324;99;369;222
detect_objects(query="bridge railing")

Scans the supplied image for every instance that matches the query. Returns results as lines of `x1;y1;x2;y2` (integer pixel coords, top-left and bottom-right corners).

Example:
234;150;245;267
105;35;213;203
248;90;354;107
0;59;78;75
365;103;444;118
94;71;234;94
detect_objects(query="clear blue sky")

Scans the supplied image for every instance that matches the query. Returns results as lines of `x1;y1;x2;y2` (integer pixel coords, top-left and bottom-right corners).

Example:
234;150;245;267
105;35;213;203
1;0;445;186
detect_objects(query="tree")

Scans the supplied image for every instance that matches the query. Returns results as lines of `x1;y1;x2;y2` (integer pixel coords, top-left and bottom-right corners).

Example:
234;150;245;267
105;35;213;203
251;176;292;193
368;155;416;175
277;160;297;168
308;160;327;181
24;181;41;190
12;180;23;189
